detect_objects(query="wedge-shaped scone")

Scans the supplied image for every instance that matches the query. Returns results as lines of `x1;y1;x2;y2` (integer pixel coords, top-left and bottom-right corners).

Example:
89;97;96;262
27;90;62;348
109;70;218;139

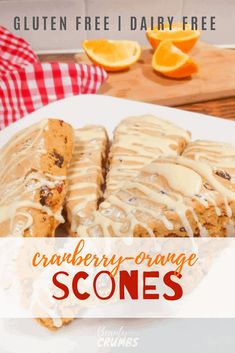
0;119;74;237
65;125;108;236
105;115;191;195
78;156;235;237
38;126;108;329
183;140;235;234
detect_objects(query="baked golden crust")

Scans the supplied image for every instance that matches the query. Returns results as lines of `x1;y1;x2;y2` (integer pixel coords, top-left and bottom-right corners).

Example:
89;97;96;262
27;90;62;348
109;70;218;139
0;119;74;237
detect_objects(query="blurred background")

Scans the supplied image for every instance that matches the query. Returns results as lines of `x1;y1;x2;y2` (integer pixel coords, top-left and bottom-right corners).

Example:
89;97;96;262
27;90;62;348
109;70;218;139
0;0;234;53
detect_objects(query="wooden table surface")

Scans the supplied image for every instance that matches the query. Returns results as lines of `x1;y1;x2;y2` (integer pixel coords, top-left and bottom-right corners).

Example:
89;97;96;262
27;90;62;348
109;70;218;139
39;53;235;121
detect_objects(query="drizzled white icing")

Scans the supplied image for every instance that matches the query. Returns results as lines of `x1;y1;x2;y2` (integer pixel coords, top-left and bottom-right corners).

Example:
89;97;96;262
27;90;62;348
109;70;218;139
144;162;202;196
183;140;235;168
105;115;191;195
65;125;108;233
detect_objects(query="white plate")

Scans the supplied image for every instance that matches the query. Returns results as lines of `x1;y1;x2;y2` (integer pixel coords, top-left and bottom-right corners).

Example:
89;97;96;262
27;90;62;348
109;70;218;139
0;95;235;353
1;94;235;147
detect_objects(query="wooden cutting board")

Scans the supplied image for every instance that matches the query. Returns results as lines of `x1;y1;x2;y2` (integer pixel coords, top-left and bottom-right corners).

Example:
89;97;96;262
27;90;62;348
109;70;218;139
75;42;235;106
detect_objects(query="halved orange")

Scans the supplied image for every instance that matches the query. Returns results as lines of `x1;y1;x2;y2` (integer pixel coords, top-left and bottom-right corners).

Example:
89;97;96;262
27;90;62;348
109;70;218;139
152;40;198;79
146;24;200;53
82;39;141;72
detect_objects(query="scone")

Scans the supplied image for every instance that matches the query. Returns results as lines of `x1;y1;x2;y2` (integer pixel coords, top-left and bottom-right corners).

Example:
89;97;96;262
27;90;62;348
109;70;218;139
36;318;73;331
105;115;191;195
0;119;74;237
77;156;235;237
183;140;235;234
65;125;108;236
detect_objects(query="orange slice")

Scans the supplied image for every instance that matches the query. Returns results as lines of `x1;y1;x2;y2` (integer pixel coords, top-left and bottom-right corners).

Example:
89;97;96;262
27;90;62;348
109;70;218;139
82;39;141;72
146;24;200;53
152;40;198;79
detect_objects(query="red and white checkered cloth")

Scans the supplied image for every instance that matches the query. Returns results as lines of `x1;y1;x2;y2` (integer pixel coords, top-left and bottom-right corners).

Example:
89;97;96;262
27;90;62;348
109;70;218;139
0;26;107;130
